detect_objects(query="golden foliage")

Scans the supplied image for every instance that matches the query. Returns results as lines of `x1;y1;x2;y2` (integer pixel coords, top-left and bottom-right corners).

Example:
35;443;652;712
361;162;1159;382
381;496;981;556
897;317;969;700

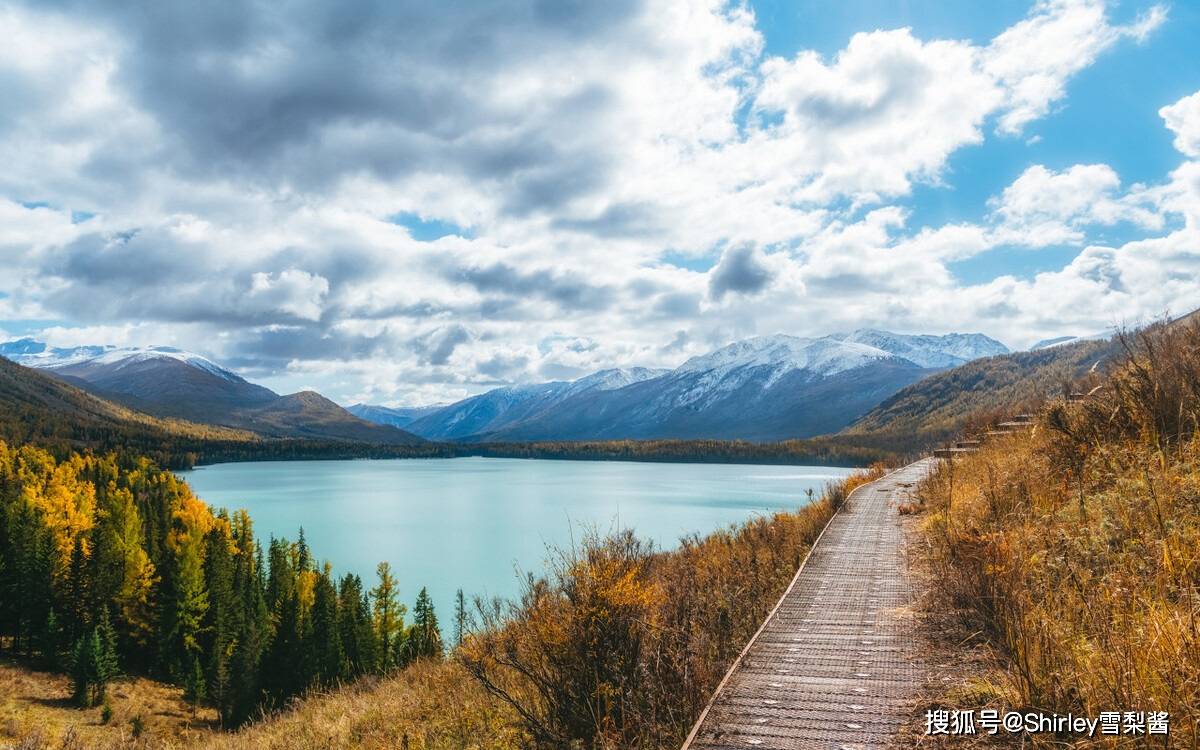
461;469;877;748
918;319;1200;748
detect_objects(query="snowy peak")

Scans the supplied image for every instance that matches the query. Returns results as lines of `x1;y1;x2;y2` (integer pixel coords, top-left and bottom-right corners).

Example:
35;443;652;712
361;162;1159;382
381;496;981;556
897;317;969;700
677;334;894;381
0;340;244;383
0;338;111;366
831;329;1009;369
86;347;243;383
569;366;670;393
402;365;669;440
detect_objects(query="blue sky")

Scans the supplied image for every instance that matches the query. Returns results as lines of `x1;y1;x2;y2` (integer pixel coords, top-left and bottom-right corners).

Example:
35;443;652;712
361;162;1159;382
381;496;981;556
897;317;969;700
750;0;1195;283
0;0;1197;404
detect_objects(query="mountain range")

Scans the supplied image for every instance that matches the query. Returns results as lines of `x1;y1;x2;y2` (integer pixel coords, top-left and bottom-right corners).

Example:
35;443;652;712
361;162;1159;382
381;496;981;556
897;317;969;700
0;321;1141;460
2;329;1015;445
353;329;1010;442
0;340;423;445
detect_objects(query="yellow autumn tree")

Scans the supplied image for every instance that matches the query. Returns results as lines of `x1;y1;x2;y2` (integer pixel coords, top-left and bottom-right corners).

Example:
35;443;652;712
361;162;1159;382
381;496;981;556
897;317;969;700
94;483;158;646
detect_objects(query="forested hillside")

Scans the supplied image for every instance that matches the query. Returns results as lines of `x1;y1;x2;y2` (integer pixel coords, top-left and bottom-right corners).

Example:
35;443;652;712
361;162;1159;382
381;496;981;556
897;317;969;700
0;356;452;468
4;344;425;446
0;444;444;728
843;337;1120;450
0;355;262;468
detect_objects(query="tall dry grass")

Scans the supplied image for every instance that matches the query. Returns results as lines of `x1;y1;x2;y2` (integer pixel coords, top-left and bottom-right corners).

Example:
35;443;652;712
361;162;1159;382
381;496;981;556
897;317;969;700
919;319;1200;748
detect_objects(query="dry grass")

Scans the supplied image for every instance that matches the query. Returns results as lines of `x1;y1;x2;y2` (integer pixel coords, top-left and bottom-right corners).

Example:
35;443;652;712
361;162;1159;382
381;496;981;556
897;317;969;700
1;658;517;750
197;660;522;750
915;320;1200;748
0;655;217;749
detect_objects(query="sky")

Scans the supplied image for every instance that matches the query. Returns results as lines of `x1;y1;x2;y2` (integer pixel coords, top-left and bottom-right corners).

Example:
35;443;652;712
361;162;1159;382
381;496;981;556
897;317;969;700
1;0;1198;406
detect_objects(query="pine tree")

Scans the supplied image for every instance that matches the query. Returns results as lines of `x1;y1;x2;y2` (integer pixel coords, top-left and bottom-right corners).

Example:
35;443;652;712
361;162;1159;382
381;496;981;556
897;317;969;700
338;574;380;677
71;633;95;706
164;527;208;680
38;608;63;669
309;563;343;686
96;608;120;692
201;522;236;714
15;510;54;656
453;588;469;651
63;535;91;644
407;587;443;662
71;611;119;707
222;535;271;726
337;574;363;676
370;562;405;670
94;485;156;653
184;655;206;715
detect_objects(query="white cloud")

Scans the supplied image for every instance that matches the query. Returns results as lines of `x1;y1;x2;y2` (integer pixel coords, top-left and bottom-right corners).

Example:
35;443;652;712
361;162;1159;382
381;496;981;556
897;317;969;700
984;0;1166;135
246;270;330;322
990;164;1162;245
753;29;999;202
0;0;1188;402
1161;90;1200;158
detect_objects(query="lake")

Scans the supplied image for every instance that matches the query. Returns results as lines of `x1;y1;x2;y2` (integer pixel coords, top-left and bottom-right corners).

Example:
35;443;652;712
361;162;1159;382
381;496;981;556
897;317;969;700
181;457;852;625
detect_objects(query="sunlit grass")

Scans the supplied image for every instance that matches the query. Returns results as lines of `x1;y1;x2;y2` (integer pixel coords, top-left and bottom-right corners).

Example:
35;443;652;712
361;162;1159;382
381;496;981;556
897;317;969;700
917;319;1200;748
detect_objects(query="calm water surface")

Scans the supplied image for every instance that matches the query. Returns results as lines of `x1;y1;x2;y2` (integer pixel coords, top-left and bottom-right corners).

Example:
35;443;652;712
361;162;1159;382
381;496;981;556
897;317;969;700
181;458;852;622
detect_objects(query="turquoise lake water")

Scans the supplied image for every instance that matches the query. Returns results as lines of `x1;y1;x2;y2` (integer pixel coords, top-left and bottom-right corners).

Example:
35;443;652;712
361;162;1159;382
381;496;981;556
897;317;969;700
181;458;852;625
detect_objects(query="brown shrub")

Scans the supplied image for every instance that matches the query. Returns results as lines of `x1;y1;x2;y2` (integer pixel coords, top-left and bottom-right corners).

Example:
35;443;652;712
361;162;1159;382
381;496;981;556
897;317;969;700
461;468;881;748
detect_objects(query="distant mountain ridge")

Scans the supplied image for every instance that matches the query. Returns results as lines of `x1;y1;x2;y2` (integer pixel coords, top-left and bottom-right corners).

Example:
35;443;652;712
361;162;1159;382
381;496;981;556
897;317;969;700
361;329;1011;442
346;404;446;429
844;336;1121;449
403;366;670;440
0;340;423;445
3;328;1016;445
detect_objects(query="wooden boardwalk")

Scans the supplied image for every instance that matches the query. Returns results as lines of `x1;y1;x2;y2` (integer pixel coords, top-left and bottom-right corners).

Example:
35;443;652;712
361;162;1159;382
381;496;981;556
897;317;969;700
682;459;935;750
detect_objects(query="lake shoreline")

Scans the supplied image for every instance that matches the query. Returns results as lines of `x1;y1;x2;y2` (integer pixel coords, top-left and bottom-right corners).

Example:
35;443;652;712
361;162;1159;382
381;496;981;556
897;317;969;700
181;458;855;630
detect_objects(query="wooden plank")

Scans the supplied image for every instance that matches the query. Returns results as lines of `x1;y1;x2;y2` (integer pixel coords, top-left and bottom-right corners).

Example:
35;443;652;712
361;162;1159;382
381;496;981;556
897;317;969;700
681;459;934;750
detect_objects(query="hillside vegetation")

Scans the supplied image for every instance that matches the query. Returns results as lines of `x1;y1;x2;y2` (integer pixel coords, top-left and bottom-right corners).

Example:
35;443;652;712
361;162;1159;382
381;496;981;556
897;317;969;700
2;459;881;749
915;319;1200;746
845;337;1120;450
0;355;263;467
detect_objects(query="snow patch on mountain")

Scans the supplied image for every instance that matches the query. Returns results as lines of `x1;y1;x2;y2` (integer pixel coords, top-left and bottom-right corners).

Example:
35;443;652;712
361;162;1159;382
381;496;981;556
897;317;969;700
1;339;242;382
833;329;1010;368
1030;330;1113;350
676;335;893;396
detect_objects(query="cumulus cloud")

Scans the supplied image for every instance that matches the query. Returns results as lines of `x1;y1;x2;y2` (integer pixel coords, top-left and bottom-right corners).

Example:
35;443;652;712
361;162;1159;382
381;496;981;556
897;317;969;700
990;164;1162;245
984;0;1166;135
0;0;1190;403
246;270;329;322
1161;90;1200;158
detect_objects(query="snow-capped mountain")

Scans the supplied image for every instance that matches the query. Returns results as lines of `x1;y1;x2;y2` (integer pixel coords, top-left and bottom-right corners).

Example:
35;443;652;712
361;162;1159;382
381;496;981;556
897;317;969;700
4;341;245;382
1;339;422;444
832;330;1009;368
0;339;113;367
403;366;668;440
356;329;1010;442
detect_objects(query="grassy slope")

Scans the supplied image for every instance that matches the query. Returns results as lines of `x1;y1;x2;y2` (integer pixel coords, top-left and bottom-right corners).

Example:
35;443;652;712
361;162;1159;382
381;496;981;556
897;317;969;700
0;655;218;747
913;320;1200;746
0;355;261;461
843;337;1120;451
